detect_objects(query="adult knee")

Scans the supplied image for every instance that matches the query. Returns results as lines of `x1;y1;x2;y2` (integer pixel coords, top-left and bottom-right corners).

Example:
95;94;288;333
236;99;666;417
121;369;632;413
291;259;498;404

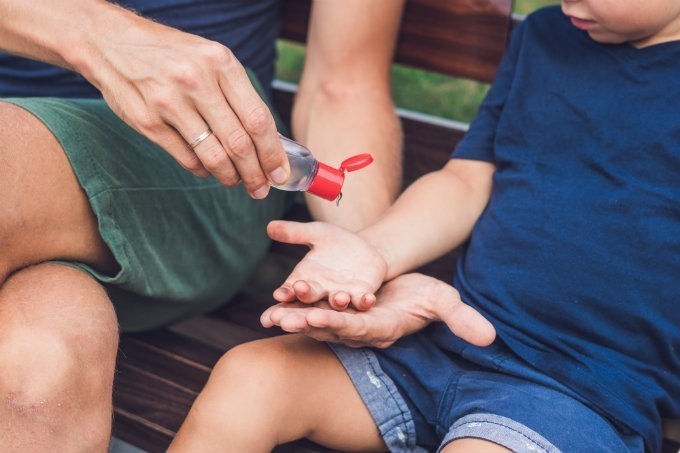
0;265;119;424
0;315;119;417
0;317;117;452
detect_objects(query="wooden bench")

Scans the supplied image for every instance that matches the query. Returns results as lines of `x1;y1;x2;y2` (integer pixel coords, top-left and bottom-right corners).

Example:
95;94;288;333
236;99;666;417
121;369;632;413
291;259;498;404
112;1;680;451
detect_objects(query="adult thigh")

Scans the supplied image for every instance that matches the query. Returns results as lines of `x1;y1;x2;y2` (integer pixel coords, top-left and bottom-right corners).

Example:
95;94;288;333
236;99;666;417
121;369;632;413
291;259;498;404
0;101;116;280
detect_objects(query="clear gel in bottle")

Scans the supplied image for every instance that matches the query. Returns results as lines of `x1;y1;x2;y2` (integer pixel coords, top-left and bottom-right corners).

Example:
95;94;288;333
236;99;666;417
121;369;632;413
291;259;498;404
275;134;373;202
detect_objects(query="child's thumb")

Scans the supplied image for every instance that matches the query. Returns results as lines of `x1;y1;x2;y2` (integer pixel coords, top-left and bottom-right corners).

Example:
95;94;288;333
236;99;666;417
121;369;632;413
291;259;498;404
437;300;496;347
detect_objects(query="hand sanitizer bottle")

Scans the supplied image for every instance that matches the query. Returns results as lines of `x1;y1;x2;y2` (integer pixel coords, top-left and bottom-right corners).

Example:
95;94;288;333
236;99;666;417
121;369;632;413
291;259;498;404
275;134;373;202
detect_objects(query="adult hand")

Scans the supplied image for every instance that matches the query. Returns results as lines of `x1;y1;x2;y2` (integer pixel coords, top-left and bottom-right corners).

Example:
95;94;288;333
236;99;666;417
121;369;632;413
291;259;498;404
261;273;496;348
82;5;289;198
267;220;388;311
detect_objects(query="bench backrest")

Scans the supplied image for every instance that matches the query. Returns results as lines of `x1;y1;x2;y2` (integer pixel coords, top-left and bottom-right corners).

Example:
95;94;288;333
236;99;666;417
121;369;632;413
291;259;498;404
281;0;514;82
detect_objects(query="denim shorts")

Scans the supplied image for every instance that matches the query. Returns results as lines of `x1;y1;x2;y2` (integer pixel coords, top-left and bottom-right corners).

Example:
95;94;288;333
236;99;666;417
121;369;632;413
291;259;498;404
329;327;644;453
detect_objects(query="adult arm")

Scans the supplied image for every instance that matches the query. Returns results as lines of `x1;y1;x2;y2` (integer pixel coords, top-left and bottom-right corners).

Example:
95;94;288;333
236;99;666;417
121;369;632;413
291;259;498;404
268;157;496;309
0;0;288;197
292;0;405;230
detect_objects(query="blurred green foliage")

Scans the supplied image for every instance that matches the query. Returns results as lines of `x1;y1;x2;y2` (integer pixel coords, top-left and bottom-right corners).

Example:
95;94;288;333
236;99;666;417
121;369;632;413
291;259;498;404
275;0;559;122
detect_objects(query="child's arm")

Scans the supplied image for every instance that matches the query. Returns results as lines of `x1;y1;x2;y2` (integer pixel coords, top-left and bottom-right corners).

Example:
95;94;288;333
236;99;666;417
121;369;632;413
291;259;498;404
363;157;494;279
268;157;495;310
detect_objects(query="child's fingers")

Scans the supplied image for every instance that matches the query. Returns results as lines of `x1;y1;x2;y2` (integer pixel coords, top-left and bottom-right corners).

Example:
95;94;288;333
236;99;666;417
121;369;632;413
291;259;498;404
260;301;306;327
272;279;329;304
274;284;375;310
327;291;376;311
266;220;304;244
305;307;343;329
327;291;350;310
272;285;297;303
351;292;376;311
260;307;274;327
437;299;496;347
278;310;314;333
292;279;329;303
305;309;394;349
306;309;364;339
266;220;323;246
263;304;313;333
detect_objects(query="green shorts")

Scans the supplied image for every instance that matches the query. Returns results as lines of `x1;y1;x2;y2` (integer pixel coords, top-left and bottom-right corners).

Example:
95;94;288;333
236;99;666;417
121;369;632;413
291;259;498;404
4;92;294;332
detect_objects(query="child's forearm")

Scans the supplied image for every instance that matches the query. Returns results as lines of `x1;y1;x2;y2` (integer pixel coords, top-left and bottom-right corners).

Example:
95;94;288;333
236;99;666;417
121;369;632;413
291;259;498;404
360;158;494;280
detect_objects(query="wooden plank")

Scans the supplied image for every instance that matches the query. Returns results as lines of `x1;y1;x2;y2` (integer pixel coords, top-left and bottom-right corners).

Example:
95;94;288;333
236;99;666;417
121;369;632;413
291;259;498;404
281;0;513;82
113;330;213;449
396;0;513;82
118;334;214;393
400;111;466;183
209;291;285;337
662;437;680;453
112;409;174;453
120;330;223;369
169;315;270;350
663;419;680;443
113;362;197;450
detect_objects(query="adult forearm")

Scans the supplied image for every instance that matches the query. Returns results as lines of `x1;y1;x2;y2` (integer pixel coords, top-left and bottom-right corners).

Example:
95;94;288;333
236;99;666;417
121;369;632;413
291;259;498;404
292;80;402;231
0;0;120;74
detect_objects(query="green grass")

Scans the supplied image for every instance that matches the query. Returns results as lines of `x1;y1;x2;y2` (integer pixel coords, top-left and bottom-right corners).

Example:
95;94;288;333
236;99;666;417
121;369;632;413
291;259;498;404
275;0;559;123
515;0;559;14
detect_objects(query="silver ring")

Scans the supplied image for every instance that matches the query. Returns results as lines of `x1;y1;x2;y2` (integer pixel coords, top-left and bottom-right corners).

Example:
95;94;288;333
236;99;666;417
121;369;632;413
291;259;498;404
188;128;213;149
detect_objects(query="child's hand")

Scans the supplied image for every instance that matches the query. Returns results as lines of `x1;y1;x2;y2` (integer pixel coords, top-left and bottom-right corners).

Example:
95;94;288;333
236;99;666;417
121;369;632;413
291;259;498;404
261;273;496;348
267;220;388;311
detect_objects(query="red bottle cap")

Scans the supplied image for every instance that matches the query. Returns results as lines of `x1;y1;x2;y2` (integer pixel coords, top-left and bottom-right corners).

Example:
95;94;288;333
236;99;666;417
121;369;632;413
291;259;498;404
307;153;373;201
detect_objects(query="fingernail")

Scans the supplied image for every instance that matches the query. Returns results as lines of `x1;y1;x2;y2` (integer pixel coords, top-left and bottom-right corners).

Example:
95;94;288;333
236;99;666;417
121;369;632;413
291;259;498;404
269;166;288;185
250;184;270;199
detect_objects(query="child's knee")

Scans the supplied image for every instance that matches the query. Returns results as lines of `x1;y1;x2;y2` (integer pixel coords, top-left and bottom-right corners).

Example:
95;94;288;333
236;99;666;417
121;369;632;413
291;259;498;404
213;336;298;384
208;335;322;401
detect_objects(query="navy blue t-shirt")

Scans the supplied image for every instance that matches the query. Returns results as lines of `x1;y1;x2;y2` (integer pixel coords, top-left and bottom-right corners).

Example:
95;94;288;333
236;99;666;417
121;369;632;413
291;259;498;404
441;6;679;451
0;0;280;98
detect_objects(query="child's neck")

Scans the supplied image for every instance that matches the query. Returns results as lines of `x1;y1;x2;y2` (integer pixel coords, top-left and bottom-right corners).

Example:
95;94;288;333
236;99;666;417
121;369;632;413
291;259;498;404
631;18;680;48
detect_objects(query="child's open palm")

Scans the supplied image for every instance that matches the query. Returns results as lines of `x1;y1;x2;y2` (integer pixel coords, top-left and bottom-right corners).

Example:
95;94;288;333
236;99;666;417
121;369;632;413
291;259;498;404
267;220;388;311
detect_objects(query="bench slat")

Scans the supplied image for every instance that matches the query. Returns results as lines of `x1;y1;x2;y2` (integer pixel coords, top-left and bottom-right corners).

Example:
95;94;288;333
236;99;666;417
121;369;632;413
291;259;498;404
169;316;269;350
281;0;514;82
118;334;213;392
113;409;175;453
113;362;197;450
121;330;223;368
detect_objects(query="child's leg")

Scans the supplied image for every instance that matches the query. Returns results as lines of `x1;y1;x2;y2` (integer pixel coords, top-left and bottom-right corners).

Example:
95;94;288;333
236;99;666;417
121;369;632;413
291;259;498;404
169;334;386;452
